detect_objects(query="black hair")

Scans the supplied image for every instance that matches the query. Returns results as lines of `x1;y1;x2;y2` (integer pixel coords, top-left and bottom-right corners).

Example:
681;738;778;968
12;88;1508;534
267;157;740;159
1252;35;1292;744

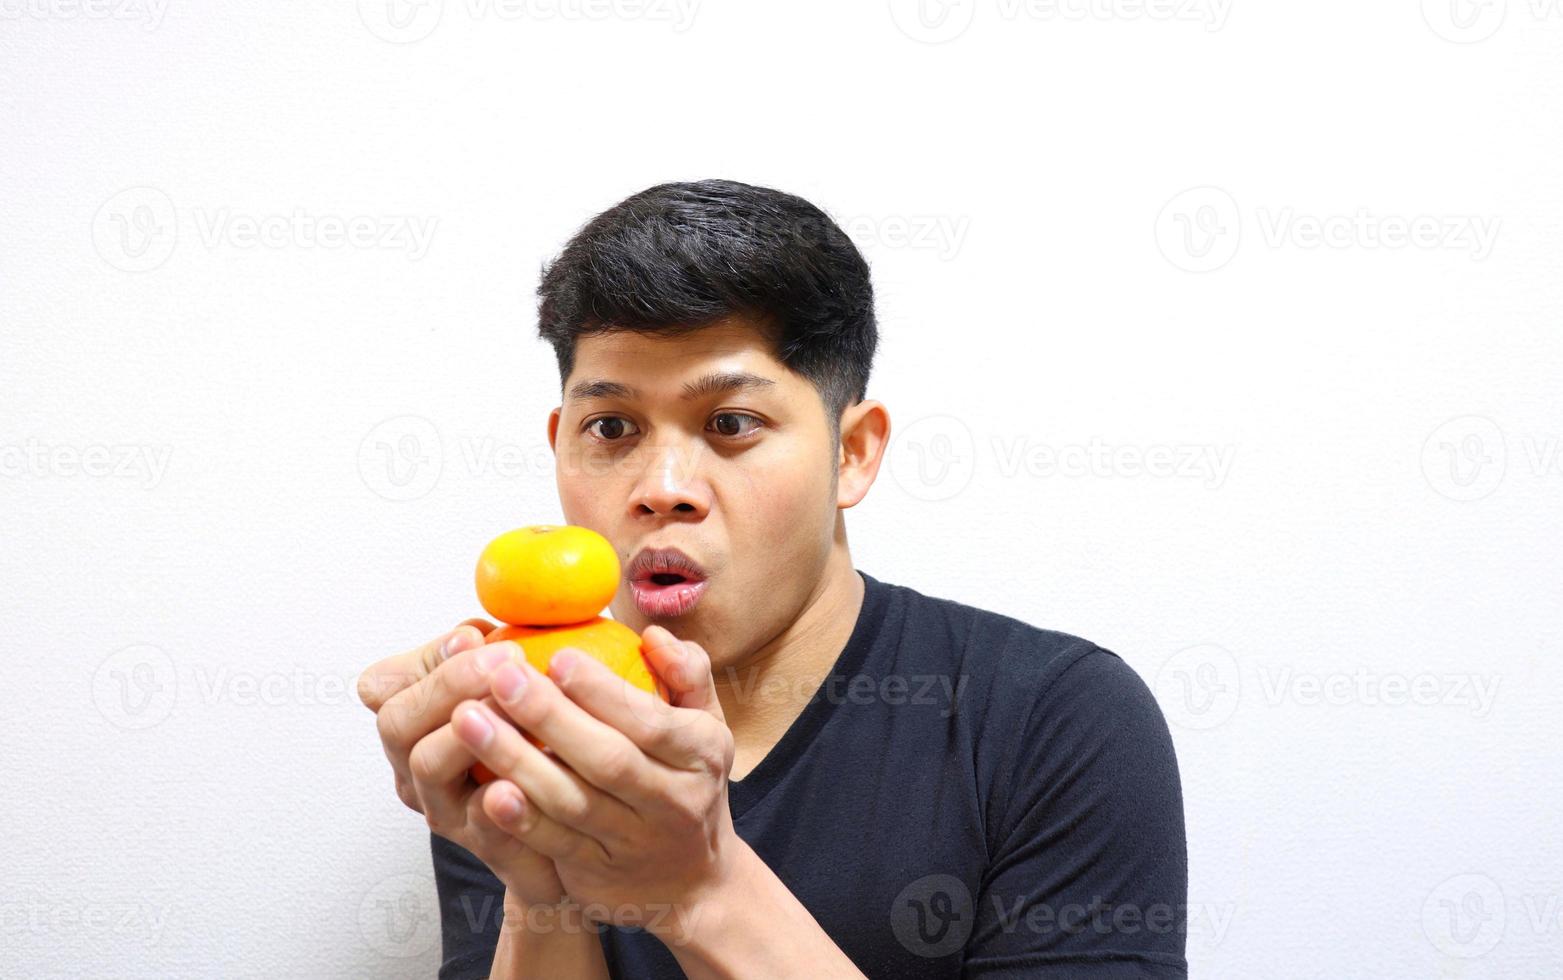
536;179;877;442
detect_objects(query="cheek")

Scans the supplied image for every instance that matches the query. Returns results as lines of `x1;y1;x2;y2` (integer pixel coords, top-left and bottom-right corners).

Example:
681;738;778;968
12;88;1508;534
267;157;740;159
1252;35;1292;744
555;457;609;523
732;456;832;537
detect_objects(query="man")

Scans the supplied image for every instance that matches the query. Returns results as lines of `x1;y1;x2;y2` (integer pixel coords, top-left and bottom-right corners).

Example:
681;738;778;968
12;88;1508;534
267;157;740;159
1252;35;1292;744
357;179;1188;978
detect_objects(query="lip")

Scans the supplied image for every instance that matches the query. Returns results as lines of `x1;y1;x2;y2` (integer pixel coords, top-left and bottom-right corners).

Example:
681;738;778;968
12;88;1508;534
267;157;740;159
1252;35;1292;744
628;546;709;618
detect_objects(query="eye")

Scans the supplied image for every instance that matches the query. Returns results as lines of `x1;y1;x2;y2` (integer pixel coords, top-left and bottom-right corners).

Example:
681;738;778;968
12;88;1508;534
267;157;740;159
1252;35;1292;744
709;412;764;439
584;416;639;442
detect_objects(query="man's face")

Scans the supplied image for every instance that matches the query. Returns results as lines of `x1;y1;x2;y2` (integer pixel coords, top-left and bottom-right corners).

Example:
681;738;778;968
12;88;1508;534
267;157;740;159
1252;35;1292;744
547;317;842;667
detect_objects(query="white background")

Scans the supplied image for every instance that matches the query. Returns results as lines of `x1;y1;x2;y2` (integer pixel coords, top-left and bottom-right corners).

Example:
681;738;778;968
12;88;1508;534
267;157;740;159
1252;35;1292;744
3;1;1560;977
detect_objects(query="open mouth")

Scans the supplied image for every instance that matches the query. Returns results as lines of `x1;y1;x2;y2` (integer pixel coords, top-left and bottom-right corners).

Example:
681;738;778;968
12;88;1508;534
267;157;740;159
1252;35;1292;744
628;547;710;618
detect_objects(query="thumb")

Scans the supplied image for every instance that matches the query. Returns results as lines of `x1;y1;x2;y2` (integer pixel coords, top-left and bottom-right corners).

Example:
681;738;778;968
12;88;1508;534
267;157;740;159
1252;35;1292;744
641;625;725;723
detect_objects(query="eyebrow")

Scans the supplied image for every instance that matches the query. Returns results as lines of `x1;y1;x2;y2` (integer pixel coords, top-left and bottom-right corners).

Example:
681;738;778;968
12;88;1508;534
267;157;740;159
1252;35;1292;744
567;371;778;403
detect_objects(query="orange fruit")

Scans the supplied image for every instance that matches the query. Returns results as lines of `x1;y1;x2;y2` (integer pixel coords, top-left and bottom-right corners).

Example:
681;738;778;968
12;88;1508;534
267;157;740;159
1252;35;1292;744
475;525;620;627
469;617;671;784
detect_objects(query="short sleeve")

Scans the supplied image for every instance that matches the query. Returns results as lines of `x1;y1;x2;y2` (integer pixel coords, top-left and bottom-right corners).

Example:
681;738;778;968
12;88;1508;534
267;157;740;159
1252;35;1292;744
965;644;1189;978
429;831;504;980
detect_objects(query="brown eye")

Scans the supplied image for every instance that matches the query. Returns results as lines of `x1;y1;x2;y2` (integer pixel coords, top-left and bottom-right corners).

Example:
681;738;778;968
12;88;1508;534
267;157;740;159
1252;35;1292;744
586;417;637;441
709;413;762;438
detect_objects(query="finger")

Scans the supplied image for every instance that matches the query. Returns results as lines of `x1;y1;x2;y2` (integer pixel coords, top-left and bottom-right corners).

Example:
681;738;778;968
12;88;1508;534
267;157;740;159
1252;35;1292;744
407;698;502;830
476;779;598;866
547;647;712;772
377;639;520;762
493;658;671;806
357;619;494;713
641;626;726;724
453;697;636;847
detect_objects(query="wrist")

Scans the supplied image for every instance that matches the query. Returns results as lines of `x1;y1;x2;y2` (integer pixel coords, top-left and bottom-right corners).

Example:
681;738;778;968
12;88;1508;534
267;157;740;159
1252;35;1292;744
500;888;601;939
652;838;760;963
493;889;609;980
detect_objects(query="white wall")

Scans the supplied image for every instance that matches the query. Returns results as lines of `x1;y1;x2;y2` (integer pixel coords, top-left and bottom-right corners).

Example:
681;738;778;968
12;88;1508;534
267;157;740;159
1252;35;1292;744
3;2;1559;977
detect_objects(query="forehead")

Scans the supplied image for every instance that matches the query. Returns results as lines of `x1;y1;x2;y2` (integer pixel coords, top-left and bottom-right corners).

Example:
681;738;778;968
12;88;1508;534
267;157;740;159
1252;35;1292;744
565;318;797;403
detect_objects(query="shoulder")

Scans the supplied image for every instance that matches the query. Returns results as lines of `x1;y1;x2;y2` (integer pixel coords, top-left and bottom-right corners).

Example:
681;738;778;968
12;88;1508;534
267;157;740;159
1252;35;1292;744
867;573;1178;822
869;572;1142;715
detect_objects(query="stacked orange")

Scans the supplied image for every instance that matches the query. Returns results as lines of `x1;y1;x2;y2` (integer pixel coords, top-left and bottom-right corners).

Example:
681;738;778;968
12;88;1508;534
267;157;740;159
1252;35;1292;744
468;525;670;784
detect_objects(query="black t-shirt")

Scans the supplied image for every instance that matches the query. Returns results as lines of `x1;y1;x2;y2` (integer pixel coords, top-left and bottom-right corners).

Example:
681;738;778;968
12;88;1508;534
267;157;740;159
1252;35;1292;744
430;570;1188;978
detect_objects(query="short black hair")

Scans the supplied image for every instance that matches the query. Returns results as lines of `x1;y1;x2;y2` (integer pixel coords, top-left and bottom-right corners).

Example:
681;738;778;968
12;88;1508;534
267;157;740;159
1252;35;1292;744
536;179;878;442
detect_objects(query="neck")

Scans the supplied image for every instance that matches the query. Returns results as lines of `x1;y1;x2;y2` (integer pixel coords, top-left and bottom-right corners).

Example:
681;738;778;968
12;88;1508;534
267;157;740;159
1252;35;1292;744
714;544;865;764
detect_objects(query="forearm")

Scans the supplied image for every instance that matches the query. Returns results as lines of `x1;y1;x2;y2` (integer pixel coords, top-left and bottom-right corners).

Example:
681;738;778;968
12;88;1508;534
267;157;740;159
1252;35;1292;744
489;890;612;980
663;841;866;980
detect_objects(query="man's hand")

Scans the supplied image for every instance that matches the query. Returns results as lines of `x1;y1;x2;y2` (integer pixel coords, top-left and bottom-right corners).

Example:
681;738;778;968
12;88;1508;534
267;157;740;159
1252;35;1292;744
357;621;570;910
448;624;746;945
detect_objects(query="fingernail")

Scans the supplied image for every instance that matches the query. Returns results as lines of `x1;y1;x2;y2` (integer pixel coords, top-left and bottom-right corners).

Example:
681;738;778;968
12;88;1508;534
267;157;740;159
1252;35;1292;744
493;662;528;702
550;650;578;684
493;789;522;823
457;705;494;748
441;629;475;661
475;644;510;675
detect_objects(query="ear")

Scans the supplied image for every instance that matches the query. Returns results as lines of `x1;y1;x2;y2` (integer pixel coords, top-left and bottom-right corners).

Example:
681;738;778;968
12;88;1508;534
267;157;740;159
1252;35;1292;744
836;400;890;510
547;406;561;453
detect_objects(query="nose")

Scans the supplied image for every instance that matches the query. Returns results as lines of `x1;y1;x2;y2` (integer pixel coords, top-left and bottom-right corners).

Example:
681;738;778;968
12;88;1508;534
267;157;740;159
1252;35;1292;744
631;440;711;520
